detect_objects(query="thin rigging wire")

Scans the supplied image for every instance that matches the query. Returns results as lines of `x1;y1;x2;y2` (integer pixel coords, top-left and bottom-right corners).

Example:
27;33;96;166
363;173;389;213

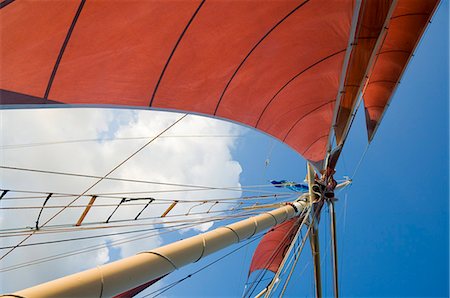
350;143;370;179
0;199;280;210
0;214;242;273
262;203;322;298
0;199;296;234
0;189;291;203
0;114;188;261
243;224;297;298
0;134;246;150
278;220;313;297
0;212;256;249
339;192;349;291
267;205;317;297
0;209;265;237
243;206;311;298
0;167;290;195
0;195;295;234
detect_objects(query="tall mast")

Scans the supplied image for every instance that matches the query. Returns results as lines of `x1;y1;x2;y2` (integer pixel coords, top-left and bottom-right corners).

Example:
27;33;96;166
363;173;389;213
306;163;323;298
309;216;323;298
8;202;306;298
328;200;339;298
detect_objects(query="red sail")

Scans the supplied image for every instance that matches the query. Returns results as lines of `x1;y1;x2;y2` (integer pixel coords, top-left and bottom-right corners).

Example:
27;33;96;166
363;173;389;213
0;0;353;165
362;0;440;141
0;0;439;165
249;218;300;274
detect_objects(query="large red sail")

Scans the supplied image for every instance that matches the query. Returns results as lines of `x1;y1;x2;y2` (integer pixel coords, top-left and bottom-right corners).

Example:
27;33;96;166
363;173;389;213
249;218;300;275
0;0;353;165
0;0;439;166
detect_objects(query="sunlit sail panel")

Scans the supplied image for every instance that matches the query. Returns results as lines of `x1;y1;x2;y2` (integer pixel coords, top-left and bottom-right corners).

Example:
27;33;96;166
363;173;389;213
0;0;354;166
249;218;300;274
0;1;80;97
362;0;440;141
334;0;394;144
47;1;201;106
152;1;301;114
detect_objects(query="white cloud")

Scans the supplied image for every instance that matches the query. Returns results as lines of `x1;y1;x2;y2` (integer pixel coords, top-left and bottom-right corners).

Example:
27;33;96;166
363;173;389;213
0;108;243;293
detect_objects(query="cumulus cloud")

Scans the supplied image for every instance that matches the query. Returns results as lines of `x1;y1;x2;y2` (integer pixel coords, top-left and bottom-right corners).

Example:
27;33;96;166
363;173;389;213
0;108;243;293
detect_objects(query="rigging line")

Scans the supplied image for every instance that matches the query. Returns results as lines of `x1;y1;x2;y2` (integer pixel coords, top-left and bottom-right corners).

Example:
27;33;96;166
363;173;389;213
0;114;188;261
6;209;260;238
1;209;258;271
185;201;206;215
0;227;181;273
144;234;267;298
0;204;274;234
0;215;256;237
279;220;313;297
1;183;293;194
0;216;237;273
339;192;348;291
0;200;240;210
1;201;292;237
0;207;254;234
272;202;322;297
239;238;251;297
0;189;9;200
34;193;53;230
243;207;310;298
0;190;291;203
246;220;304;297
0;135;246;150
0;209;260;238
0;194;291;207
0;215;264;238
266;206;313;297
0;182;295;195
264;207;311;296
308;199;349;297
0;192;293;204
244;277;275;287
0;168;292;195
95;188;290;197
0;211;257;249
243;229;295;298
350;143;370;180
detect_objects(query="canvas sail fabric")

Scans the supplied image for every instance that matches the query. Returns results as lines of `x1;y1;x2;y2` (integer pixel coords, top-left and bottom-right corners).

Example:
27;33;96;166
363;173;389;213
333;0;394;144
0;0;351;166
248;218;300;275
362;0;439;141
0;0;438;165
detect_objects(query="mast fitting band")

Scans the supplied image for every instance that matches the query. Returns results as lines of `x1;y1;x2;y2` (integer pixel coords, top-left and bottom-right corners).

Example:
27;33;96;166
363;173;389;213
222;226;241;242
140;251;178;270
